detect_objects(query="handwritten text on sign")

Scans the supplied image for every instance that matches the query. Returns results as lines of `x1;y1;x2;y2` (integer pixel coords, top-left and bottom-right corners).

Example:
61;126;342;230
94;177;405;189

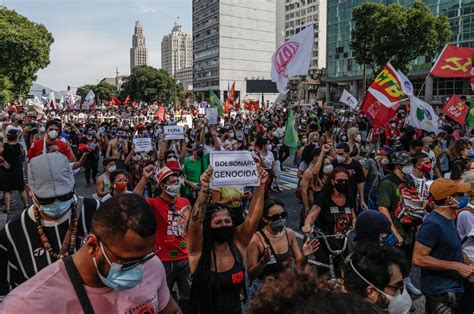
133;137;152;153
206;107;218;125
164;126;185;140
210;151;260;188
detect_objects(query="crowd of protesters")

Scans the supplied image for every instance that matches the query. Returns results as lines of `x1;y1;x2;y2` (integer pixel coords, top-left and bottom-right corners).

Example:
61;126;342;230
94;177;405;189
0;99;472;314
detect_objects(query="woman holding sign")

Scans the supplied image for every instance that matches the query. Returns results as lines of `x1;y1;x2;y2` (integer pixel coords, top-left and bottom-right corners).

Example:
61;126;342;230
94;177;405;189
187;166;267;314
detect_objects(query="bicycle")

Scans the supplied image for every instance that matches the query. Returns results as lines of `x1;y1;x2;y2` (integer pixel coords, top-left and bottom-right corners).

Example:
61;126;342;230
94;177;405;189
306;227;353;289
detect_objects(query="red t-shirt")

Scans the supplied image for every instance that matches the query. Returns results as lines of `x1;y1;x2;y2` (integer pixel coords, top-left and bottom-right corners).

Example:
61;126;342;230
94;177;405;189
146;196;191;262
27;138;74;161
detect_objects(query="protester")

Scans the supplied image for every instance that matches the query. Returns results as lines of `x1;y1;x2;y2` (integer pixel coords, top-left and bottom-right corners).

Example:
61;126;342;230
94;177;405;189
27;119;74;161
0;152;99;298
352;209;394;248
0;194;181;313
95;157;116;198
0;129;28;213
182;142;209;205
134;165;192;312
187;166;267;314
449;138;473;180
101;169;131;202
456;208;474;314
106;127;129;169
413;178;474;313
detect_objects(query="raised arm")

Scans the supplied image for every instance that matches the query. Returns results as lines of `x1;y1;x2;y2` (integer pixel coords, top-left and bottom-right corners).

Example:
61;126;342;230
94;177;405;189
133;165;154;196
235;167;268;248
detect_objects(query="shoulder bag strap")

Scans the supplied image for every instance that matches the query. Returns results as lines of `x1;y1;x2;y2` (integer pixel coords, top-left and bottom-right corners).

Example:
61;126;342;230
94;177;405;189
63;255;95;314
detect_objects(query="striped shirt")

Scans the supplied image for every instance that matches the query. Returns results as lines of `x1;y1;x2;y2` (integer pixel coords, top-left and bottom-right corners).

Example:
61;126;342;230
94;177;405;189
0;198;99;300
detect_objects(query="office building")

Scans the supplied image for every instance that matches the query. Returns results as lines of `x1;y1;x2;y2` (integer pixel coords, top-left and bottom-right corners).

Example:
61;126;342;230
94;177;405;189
161;23;193;77
176;67;193;90
326;0;474;104
130;21;149;72
193;0;277;102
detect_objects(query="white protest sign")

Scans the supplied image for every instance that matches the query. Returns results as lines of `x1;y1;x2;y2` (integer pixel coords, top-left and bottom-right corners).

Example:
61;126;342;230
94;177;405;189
210;151;260;188
164;125;185;140
133;137;152;153
177;115;193;128
206;107;218;125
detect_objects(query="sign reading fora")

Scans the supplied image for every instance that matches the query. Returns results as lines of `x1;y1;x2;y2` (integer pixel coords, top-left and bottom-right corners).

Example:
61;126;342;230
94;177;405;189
164;126;185;140
210;151;260;188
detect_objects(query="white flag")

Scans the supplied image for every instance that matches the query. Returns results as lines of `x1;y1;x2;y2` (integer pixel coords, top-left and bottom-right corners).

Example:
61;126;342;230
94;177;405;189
397;70;414;97
339;89;358;109
83;90;95;110
271;25;314;94
408;96;439;133
47;92;56;110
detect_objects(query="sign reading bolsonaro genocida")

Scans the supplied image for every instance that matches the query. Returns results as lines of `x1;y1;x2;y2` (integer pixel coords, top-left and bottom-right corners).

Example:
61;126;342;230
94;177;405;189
210;151;260;188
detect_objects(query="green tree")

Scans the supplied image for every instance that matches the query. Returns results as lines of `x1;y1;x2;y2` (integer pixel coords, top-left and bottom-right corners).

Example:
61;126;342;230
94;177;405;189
0;7;54;97
76;81;117;101
0;75;14;104
351;1;452;74
119;66;181;104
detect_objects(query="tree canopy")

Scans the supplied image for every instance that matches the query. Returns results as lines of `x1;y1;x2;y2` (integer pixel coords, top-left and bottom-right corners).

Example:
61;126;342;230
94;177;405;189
76;81;117;100
119;66;182;103
351;1;452;74
0;7;54;101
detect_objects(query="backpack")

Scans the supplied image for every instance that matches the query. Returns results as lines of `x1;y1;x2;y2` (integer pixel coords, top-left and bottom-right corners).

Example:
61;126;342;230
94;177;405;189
393;176;427;226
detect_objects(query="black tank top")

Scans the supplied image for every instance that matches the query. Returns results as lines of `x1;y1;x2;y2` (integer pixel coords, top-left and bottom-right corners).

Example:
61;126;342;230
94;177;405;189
209;242;246;314
258;229;294;279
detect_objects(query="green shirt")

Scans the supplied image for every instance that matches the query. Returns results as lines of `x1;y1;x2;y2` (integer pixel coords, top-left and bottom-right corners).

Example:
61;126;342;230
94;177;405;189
377;172;413;244
182;153;210;195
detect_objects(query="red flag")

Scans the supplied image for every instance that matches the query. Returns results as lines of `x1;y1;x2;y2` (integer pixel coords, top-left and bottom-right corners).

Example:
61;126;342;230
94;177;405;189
360;92;398;127
430;45;474;78
224;82;235;114
156;104;165;122
102;100;110;106
132;101;137;108
367;62;407;108
443;94;469;125
110;95;121;106
124;95;130;105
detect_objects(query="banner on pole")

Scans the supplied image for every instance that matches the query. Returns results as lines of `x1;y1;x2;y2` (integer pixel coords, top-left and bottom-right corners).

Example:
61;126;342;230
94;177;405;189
210;151;260;188
133;137;152;153
164;125;185;140
339;89;358;109
367;62;407;108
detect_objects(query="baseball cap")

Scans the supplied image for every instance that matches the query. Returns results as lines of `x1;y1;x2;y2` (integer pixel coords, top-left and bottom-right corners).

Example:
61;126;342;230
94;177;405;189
155;166;178;185
392;151;413;166
430;178;471;201
354;210;391;242
165;160;182;173
193;142;205;151
28;153;75;199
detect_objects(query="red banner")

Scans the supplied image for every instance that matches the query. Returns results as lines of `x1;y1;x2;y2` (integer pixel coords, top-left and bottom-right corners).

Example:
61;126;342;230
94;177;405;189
156;104;165;122
367;62;407;108
360;92;397;127
443;94;468;125
110;95;121;106
124;95;130;105
430;45;474;78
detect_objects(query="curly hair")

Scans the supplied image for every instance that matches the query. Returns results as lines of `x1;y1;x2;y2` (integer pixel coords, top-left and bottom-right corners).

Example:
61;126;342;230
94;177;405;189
448;138;471;160
248;265;378;314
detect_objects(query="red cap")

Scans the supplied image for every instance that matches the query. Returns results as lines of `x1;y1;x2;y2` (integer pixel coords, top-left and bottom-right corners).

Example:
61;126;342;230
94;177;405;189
136;123;146;130
165;160;182;172
378;148;389;156
78;143;90;152
155;166;177;185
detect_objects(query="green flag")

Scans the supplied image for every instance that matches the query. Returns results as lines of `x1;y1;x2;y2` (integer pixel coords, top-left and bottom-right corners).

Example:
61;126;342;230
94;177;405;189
209;90;224;115
467;99;474;128
284;110;299;154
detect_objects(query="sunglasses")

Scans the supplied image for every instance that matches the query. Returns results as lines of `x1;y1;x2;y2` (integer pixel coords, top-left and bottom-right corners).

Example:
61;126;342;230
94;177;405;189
35;192;74;205
99;236;159;271
334;179;348;185
267;211;288;221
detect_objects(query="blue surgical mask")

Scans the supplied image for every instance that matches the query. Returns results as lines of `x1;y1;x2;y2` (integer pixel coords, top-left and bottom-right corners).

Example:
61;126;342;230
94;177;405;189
37;197;74;218
455;196;469;209
93;241;144;290
380;231;399;246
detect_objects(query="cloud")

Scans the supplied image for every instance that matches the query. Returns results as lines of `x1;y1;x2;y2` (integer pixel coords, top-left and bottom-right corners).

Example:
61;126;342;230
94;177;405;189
135;0;160;14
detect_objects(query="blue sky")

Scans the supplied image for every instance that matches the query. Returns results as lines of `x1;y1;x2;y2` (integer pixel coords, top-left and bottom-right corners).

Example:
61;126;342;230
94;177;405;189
4;0;192;91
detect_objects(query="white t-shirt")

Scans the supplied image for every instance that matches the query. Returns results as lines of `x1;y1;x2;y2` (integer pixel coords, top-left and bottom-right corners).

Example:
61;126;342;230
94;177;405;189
260;151;275;170
274;127;285;139
0;256;170;313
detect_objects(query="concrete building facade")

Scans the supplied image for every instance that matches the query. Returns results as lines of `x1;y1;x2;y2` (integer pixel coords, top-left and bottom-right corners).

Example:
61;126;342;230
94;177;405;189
161;23;193;77
192;0;277;102
130;21;149;72
176;67;193;90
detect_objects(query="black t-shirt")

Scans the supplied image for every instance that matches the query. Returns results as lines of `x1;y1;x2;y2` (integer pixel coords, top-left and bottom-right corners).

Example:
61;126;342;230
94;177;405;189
315;192;355;234
331;159;365;197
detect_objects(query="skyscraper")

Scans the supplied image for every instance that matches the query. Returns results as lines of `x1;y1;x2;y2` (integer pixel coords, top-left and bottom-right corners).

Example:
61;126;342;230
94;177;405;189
130;21;148;72
193;0;276;101
161;23;193;78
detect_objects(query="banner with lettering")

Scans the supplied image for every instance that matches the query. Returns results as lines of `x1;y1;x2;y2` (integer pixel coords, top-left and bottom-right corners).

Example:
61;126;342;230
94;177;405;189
210;151;260;188
164;125;185;140
367;62;407;108
443;94;469;125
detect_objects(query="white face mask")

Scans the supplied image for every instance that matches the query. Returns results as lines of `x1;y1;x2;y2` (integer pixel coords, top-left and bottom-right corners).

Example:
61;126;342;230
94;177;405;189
336;155;346;164
48;130;58;139
355;134;362;142
267;144;272;151
323;165;333;175
401;164;414;175
39;126;45;133
107;165;116;173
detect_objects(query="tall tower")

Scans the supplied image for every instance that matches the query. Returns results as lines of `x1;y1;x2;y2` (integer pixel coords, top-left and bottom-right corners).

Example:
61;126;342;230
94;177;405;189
161;22;193;77
130;21;149;72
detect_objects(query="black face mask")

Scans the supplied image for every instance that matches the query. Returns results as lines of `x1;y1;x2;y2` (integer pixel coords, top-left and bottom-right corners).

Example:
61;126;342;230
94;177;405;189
197;151;204;158
211;226;234;243
334;183;348;193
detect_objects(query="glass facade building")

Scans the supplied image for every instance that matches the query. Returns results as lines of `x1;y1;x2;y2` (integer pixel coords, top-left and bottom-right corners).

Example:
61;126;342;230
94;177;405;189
326;0;474;101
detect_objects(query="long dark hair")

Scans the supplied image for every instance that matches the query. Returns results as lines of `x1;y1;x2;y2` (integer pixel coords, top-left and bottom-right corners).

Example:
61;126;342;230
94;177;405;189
190;203;235;314
258;199;285;230
301;144;316;165
320;167;352;199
